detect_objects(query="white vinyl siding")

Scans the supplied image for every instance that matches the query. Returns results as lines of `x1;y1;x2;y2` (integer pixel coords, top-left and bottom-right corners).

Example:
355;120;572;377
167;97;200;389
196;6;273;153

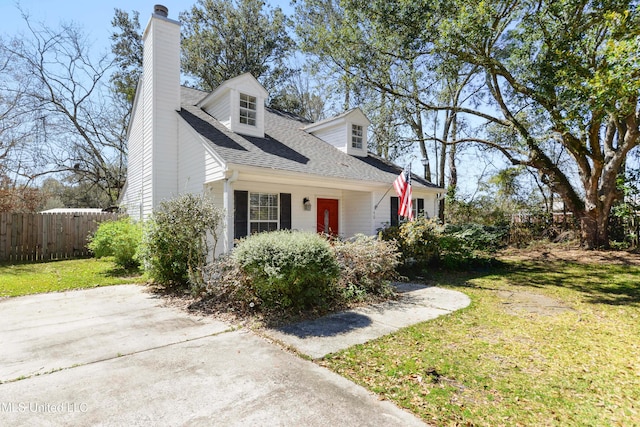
121;80;146;220
342;190;372;236
178;119;225;193
208;97;231;128
311;125;347;152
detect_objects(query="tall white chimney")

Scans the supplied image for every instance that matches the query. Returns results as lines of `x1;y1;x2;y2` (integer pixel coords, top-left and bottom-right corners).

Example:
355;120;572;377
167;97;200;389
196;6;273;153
141;4;181;213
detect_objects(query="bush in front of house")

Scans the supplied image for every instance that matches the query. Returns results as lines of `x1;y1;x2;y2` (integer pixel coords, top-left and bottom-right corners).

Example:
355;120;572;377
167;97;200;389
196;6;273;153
332;234;399;301
232;230;340;310
380;218;504;273
201;231;400;320
200;254;257;309
140;193;224;291
397;217;442;268
88;217;142;269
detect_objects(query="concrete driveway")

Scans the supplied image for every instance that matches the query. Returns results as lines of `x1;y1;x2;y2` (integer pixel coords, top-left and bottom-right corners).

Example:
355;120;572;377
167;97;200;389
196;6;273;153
1;285;426;426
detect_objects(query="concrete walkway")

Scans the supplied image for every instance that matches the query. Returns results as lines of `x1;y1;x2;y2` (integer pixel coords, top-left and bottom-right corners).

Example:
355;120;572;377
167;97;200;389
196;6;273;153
265;283;471;359
0;284;469;426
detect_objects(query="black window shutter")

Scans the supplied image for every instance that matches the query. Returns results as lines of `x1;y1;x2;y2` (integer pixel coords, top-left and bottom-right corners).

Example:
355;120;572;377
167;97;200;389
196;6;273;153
417;198;424;218
390;196;399;227
234;190;248;240
280;193;291;230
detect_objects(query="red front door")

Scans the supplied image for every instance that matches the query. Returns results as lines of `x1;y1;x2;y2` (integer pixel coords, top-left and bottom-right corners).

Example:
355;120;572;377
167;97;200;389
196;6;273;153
316;198;339;236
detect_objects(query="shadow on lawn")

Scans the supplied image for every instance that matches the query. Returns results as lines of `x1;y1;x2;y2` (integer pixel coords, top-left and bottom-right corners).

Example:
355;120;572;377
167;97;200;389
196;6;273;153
482;259;640;307
422;258;640;307
101;265;144;279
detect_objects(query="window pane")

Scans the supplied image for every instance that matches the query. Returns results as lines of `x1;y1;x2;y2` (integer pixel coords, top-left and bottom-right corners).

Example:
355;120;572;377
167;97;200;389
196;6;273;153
352;124;363;149
240;93;257;127
259;206;268;220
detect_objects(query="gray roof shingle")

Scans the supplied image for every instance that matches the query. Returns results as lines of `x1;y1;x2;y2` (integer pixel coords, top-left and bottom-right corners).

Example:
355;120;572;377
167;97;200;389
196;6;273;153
178;86;441;190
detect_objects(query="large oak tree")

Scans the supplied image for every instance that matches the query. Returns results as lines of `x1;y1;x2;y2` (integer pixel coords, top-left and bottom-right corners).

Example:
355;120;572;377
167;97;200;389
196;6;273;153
298;0;639;247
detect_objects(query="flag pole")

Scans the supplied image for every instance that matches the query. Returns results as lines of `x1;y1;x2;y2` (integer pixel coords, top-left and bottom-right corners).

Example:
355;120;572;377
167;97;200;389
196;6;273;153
373;183;395;212
374;158;416;212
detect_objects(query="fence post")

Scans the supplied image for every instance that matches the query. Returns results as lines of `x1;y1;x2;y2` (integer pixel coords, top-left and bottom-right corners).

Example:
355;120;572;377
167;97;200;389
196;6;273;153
0;213;7;261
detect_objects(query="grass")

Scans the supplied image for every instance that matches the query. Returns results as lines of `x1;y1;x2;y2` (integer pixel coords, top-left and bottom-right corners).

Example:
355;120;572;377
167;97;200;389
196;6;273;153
2;250;638;424
319;257;640;426
0;257;146;297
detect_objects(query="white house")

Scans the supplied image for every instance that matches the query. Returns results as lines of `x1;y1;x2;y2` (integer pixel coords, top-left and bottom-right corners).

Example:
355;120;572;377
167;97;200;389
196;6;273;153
119;5;444;256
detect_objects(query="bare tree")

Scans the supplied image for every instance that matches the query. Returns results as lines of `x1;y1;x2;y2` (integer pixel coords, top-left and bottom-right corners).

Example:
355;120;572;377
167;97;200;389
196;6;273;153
0;36;35;179
2;12;126;207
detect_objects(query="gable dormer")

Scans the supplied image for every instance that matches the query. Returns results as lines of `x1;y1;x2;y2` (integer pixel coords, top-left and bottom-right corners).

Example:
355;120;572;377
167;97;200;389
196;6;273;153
303;108;370;157
197;73;268;138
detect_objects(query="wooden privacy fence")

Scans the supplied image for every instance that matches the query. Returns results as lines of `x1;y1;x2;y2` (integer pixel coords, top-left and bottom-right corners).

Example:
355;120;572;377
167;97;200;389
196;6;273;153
0;212;123;262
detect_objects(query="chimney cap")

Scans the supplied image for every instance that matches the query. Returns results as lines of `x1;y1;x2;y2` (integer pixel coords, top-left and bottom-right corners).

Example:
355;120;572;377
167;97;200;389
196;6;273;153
154;4;169;17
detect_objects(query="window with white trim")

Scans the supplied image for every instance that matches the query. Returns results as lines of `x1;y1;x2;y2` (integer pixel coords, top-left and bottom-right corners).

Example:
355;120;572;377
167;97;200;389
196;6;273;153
249;192;278;233
351;124;363;149
239;93;257;126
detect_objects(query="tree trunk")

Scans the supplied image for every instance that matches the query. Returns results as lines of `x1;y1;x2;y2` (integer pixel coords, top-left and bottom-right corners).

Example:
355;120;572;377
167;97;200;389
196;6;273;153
578;205;611;249
415;109;431;182
448;142;457;193
438;138;447;223
443;114;458;222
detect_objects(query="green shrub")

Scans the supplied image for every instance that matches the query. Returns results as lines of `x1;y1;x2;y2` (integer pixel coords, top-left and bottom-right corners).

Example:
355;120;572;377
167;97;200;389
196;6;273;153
380;218;501;272
140;193;224;291
232;230;340;310
398;217;442;268
332;234;399;300
443;223;509;252
88;217;141;269
437;234;472;269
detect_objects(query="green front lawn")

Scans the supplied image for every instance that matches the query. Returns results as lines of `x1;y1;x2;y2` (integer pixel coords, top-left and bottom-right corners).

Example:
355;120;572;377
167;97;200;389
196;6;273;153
2;251;638;425
0;257;145;297
321;255;640;426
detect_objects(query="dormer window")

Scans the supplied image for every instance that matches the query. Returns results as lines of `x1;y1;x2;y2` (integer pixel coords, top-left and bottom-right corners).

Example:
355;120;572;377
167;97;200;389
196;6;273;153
351;124;363;149
239;93;257;126
198;73;267;137
302;108;370;157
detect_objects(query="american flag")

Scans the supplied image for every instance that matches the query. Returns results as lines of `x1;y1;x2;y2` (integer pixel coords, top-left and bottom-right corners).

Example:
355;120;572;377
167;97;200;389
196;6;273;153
393;164;413;220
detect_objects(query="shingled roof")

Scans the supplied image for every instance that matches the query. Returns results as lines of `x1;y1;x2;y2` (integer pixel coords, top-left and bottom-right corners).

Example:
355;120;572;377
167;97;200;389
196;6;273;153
178;86;440;190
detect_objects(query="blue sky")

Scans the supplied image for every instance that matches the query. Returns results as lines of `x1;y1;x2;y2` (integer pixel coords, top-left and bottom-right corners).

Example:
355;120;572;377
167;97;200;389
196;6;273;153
0;1;295;52
0;0;499;194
